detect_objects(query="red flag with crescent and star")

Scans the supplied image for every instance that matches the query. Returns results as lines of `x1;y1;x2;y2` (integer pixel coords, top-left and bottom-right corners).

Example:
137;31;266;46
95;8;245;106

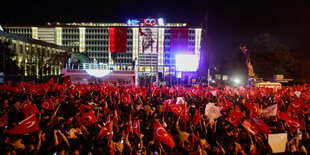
280;112;305;130
218;100;233;111
121;94;131;105
180;107;190;123
127;115;133;133
109;27;127;53
153;120;175;148
7;114;39;135
290;98;306;112
169;104;185;115
133;120;140;136
242;117;272;135
225;106;243;126
47;77;54;85
41;98;54;110
19;100;31;110
23;104;39;118
81;110;97;126
0;112;8;128
191;108;201;127
98;120;113;139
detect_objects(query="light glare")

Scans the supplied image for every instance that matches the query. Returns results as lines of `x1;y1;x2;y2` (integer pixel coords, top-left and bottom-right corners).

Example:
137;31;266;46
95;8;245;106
175;54;199;72
85;69;112;77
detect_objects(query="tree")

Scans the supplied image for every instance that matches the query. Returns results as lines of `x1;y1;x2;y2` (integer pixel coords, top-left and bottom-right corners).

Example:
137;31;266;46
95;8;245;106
244;33;297;78
0;40;22;76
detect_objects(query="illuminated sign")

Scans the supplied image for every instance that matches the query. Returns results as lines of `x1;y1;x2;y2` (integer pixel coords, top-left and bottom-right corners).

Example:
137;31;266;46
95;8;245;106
158;18;164;26
126;18;165;26
144;18;156;25
127;19;140;25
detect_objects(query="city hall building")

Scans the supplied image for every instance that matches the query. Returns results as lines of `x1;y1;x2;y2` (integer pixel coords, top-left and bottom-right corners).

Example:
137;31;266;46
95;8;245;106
0;31;71;77
4;18;204;83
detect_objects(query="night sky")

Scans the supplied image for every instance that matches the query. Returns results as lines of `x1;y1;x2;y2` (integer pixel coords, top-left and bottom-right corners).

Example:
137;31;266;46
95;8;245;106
1;0;310;68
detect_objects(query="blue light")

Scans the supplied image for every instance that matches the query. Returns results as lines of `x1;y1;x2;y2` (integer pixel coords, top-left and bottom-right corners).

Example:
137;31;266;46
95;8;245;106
127;19;140;25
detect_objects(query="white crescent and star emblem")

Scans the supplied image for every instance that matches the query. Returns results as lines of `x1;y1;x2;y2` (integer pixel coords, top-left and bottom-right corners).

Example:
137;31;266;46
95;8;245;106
156;127;167;138
133;122;138;129
229;116;237;123
43;102;49;109
288;120;300;127
115;29;123;42
86;116;92;122
176;107;182;113
25;121;35;128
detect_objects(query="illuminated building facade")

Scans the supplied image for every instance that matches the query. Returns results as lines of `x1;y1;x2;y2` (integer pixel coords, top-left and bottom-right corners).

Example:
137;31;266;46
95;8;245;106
0;31;71;77
4;18;203;83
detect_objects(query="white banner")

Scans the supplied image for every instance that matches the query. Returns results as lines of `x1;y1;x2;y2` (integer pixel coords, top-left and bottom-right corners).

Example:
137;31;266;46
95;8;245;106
204;103;222;121
268;133;287;153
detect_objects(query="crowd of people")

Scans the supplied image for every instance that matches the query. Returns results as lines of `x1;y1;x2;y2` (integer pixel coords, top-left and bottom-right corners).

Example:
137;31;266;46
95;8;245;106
0;81;309;155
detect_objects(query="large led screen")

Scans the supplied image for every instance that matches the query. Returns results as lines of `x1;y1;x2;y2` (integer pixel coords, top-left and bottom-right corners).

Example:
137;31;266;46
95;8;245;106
175;54;199;72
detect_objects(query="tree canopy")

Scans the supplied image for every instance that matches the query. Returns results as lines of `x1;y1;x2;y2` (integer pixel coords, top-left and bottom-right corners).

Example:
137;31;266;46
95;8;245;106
244;33;297;78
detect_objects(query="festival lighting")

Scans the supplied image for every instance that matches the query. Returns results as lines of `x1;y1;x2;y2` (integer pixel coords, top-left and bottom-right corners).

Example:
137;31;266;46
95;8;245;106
158;18;164;26
175;54;199;72
234;78;241;84
85;69;112;78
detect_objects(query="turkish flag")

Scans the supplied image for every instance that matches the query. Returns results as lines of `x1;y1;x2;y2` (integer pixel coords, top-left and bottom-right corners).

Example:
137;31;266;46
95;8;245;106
24;104;39;118
109;27;127;53
287;105;299;119
113;88;119;97
219;100;233;111
47;77;54;85
121;94;131;105
153;120;175;148
41;98;54;110
19;100;31;110
191;108;201;127
98;121;113;139
170;28;189;53
104;101;108;113
127;115;133;133
163;99;174;105
280;112;305;130
242;117;272;135
81;110;97;126
134;94;139;101
180;107;190;123
133;120;140;136
79;104;92;115
225;106;243;126
113;109;118;121
261;104;278;117
291;98;305;111
249;103;259;117
169;104;185;115
7;114;39;135
0;112;8;128
273;93;282;103
176;97;185;104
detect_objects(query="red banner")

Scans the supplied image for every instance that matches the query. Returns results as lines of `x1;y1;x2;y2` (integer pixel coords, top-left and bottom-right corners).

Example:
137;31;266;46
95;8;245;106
225;106;242;126
109;27;127;53
7;114;39;135
153;120;175;148
0;112;8;128
170;28;189;53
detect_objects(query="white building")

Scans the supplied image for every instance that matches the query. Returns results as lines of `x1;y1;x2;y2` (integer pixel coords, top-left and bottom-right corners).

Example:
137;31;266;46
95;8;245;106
4;18;203;83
